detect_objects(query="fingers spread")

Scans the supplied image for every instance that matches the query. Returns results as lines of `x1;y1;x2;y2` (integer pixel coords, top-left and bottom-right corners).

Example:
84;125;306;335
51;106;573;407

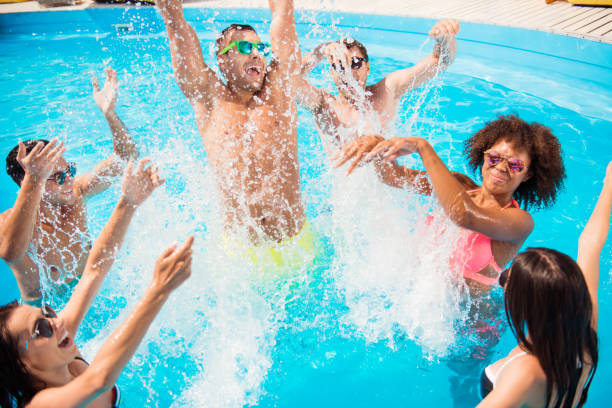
347;147;368;175
29;141;45;158
51;144;66;163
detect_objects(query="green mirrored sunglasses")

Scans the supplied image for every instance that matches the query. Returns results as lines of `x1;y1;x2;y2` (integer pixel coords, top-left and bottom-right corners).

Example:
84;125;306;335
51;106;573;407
219;41;271;57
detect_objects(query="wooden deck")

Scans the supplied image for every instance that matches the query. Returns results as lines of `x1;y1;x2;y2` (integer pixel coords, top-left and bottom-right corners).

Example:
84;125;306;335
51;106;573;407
1;0;611;44
389;0;612;43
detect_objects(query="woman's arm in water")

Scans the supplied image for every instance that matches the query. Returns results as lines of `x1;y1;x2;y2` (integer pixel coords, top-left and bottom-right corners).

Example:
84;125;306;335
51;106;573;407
60;158;165;336
26;237;194;408
577;160;612;329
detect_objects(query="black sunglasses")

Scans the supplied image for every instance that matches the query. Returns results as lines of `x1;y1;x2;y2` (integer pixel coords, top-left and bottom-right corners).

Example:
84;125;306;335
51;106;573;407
31;305;57;340
350;56;368;69
499;268;510;287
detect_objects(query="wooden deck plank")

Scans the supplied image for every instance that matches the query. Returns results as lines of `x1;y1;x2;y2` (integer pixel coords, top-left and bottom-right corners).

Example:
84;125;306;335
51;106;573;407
579;15;612;35
562;8;611;31
442;0;492;19
517;3;585;28
490;1;564;27
546;5;596;27
460;0;536;22
555;7;608;30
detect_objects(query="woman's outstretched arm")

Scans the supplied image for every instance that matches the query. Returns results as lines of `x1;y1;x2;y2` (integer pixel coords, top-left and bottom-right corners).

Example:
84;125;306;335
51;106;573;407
60;158;165;336
577;160;612;328
27;236;194;408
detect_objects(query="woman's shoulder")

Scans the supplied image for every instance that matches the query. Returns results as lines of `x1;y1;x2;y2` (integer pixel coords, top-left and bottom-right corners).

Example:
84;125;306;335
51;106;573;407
495;351;547;406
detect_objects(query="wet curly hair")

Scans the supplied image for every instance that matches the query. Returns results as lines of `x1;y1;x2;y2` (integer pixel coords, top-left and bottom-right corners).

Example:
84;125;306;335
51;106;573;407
464;114;565;210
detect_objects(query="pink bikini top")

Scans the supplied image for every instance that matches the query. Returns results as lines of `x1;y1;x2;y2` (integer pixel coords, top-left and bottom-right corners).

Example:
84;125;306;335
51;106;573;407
450;190;520;286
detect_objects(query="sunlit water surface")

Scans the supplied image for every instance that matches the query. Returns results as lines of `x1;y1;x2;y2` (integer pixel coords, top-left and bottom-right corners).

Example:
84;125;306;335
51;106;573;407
0;8;611;408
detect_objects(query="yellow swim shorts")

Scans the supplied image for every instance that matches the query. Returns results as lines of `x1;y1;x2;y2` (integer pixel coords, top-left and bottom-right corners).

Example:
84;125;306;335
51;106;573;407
222;220;318;278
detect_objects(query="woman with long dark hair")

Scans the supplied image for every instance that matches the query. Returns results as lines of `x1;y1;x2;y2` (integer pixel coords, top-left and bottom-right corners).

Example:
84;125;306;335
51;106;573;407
477;161;610;407
0;157;194;408
333;115;566;292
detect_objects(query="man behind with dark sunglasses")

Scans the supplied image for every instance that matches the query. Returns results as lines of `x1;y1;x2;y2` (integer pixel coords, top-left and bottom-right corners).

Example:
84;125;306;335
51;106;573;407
299;19;460;154
0;67;139;306
158;0;309;247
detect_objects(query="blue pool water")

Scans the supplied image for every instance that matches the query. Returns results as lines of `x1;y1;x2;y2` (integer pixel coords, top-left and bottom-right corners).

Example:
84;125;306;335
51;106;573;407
1;7;611;407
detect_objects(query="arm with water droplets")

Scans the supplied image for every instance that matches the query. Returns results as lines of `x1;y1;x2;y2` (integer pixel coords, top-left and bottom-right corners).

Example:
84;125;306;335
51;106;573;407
75;67;139;198
0;140;65;263
269;0;301;90
368;137;533;242
61;158;165;336
375;19;459;102
578;160;612;329
158;0;219;103
28;237;193;408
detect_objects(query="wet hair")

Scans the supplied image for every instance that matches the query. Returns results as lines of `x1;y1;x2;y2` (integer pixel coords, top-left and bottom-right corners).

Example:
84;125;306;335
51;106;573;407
505;248;598;408
0;301;44;407
342;38;369;61
215;24;257;55
6;139;50;186
464;114;565;210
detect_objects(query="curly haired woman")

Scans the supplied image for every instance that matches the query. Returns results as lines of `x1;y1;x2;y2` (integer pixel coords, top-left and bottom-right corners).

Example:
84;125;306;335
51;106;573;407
333;115;566;292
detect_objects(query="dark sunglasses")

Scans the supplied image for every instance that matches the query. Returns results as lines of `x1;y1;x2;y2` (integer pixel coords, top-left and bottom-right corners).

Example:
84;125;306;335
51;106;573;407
48;164;76;186
350;56;368;70
24;305;57;351
498;268;510;287
331;56;369;72
31;304;57;340
484;150;526;174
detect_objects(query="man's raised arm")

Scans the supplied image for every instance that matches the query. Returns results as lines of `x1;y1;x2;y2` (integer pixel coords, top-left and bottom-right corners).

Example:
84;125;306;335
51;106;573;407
269;0;301;84
158;0;219;102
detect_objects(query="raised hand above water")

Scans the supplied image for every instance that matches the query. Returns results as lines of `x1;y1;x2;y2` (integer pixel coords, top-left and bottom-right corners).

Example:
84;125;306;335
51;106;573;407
151;235;194;295
92;67;119;117
120;158;165;207
16;138;66;183
429;19;460;67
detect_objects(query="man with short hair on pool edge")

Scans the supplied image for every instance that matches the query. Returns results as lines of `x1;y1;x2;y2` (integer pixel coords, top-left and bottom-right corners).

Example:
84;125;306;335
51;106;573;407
298;19;460;154
158;0;317;269
0;67;139;306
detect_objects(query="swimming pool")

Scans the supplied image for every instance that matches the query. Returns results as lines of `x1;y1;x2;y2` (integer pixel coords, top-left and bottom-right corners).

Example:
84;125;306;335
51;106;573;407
1;7;611;407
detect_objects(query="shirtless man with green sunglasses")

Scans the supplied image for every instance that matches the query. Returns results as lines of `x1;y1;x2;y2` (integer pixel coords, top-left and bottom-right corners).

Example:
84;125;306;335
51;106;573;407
158;0;306;245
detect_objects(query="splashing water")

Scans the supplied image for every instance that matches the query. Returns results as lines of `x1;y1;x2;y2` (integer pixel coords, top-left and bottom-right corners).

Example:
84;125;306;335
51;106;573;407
3;5;611;408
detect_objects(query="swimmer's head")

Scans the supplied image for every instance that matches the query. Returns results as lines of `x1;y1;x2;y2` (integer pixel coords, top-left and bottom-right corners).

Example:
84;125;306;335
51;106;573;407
6;139;50;186
216;24;267;93
330;38;370;100
464;114;565;210
6;140;77;205
503;248;598;406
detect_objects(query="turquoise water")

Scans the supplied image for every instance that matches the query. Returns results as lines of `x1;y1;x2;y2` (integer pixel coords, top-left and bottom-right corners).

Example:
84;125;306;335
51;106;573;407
1;8;611;407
